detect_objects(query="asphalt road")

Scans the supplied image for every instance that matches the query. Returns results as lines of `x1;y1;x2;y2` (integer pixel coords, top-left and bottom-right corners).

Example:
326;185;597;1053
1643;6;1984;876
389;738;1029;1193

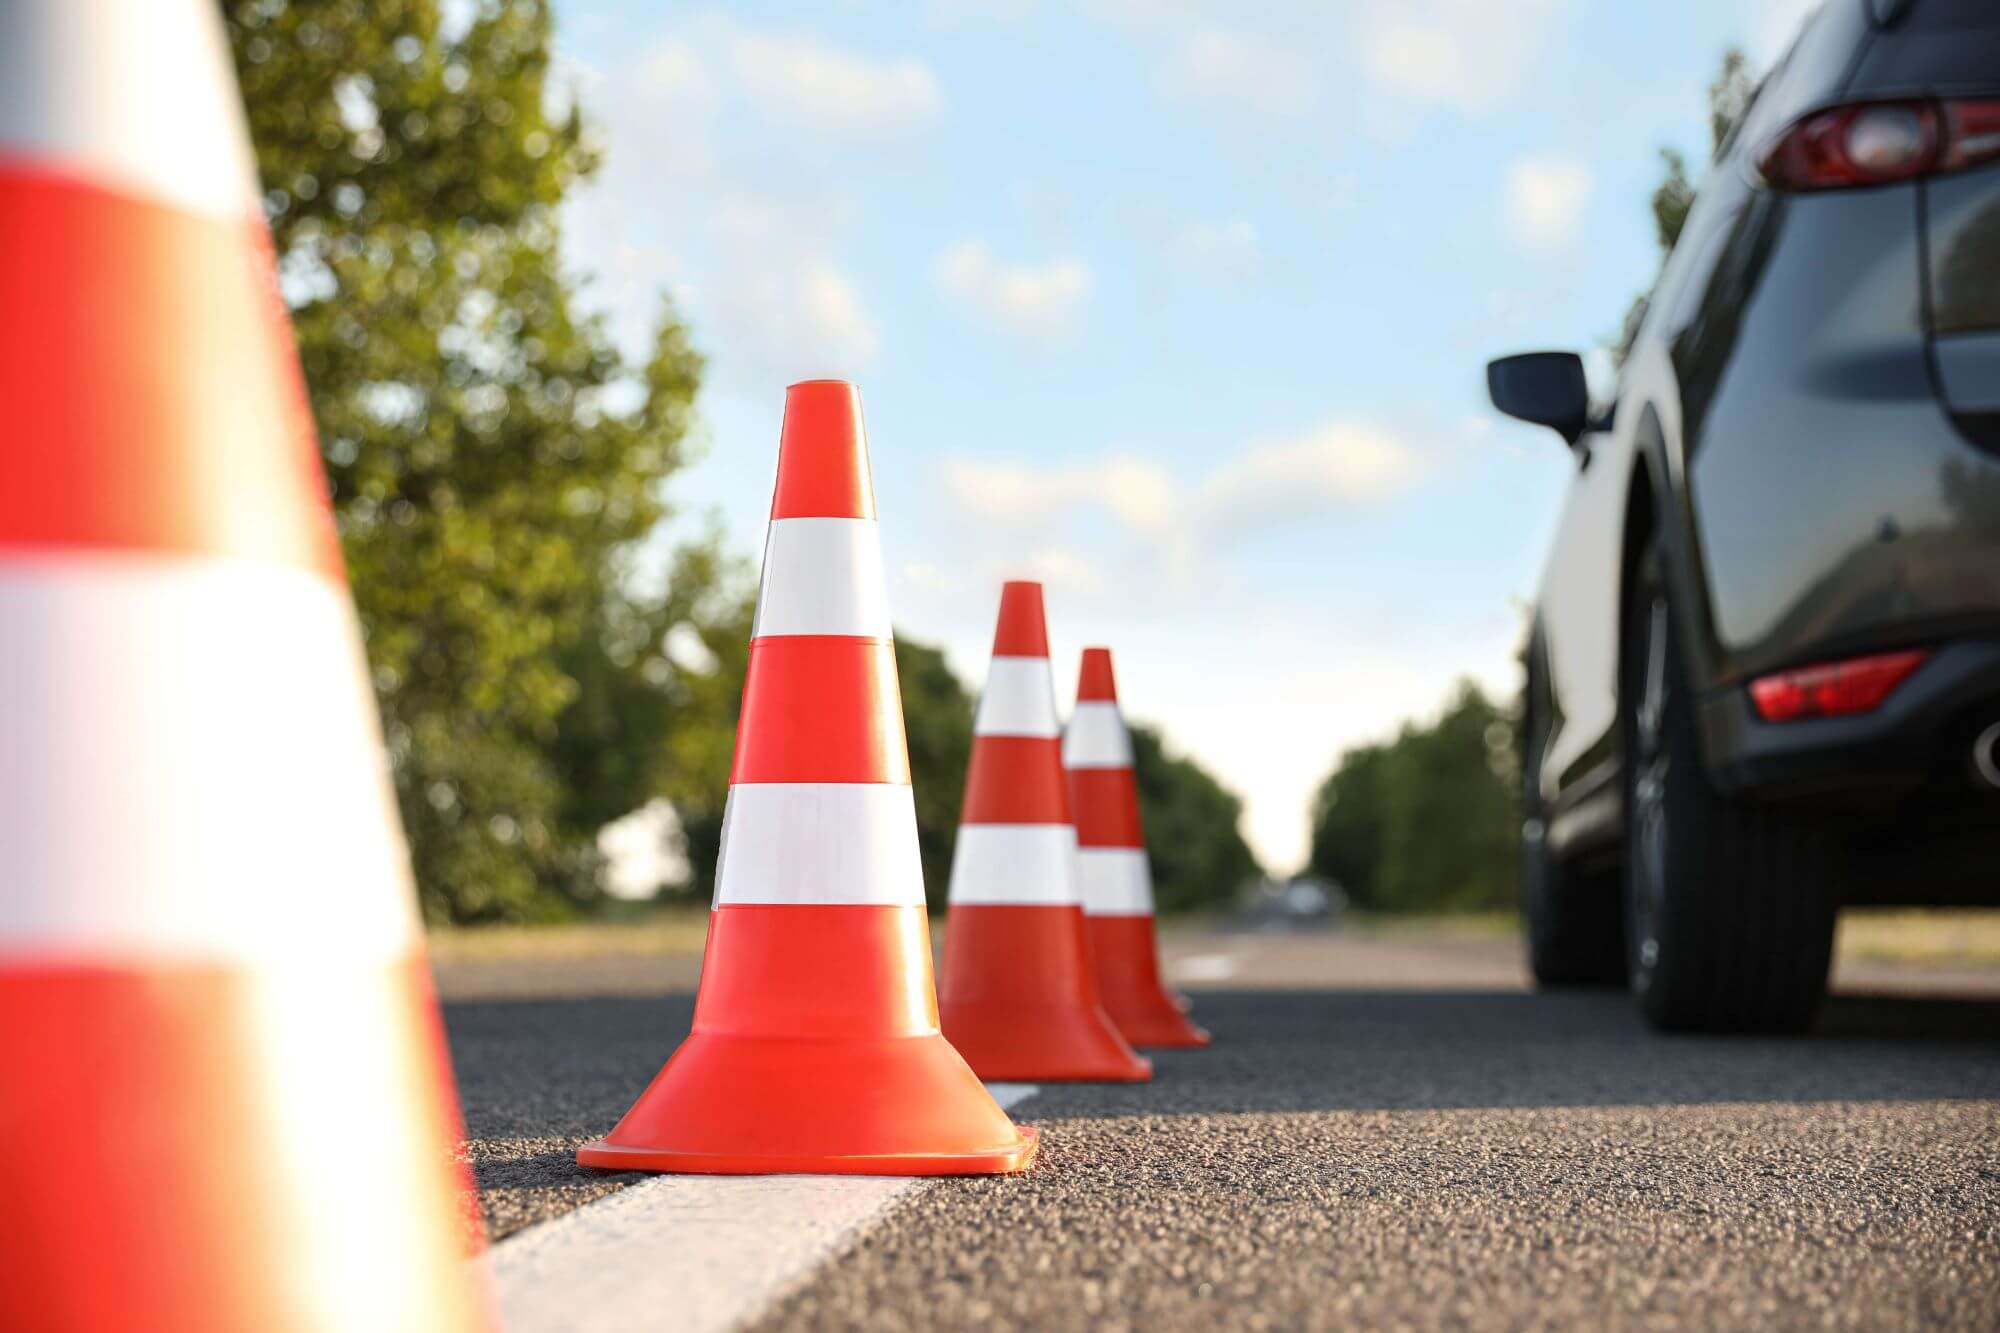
442;929;2000;1330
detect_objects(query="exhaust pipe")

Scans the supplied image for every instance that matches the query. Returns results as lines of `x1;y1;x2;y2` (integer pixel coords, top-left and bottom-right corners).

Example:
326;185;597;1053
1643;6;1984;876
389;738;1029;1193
1973;721;2000;792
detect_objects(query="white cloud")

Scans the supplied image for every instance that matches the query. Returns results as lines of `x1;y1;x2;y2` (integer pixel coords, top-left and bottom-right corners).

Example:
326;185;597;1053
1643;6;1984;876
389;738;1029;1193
1190;422;1424;535
1354;0;1568;114
559;24;918;382
1080;0;1209;32
938;454;1177;534
936;420;1424;550
934;241;1093;340
1002;547;1114;599
798;262;880;363
926;0;1040;21
1155;27;1318;118
634;40;717;104
706;194;880;377
727;32;943;135
1505;155;1591;254
1169;218;1261;285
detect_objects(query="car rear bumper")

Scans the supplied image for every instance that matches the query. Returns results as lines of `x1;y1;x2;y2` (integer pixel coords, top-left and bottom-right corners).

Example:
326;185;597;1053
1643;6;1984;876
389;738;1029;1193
1698;638;2000;800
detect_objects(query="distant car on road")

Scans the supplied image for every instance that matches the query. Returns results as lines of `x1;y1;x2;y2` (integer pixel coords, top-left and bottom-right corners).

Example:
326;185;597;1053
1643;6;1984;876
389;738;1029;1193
1241;876;1343;931
1489;0;2000;1033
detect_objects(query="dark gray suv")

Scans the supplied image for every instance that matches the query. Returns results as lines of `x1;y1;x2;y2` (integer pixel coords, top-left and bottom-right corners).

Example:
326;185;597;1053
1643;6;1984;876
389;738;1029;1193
1488;0;2000;1034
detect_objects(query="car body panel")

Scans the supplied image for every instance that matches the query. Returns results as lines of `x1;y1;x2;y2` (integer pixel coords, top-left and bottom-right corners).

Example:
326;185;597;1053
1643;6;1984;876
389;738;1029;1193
1680;183;2000;680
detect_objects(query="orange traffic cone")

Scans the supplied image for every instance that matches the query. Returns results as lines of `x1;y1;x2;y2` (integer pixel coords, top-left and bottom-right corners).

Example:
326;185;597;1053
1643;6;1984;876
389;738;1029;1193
578;382;1036;1175
0;4;488;1328
1066;649;1212;1048
939;585;1153;1082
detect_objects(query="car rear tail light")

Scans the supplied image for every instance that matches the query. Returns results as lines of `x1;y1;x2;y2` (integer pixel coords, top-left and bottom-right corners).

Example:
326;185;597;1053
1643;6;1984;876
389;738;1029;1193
1749;649;1931;723
1758;99;2000;191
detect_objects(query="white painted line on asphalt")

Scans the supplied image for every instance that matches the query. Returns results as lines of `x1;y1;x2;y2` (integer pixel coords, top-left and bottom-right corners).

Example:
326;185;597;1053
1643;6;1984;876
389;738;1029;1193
483;1083;1039;1333
1172;952;1237;983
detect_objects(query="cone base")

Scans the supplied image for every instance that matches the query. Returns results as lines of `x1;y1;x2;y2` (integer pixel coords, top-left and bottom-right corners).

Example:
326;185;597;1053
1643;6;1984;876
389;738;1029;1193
938;1001;1156;1082
1102;1000;1211;1049
576;1126;1037;1177
941;903;1153;1082
577;1028;1037;1177
1088;914;1212;1049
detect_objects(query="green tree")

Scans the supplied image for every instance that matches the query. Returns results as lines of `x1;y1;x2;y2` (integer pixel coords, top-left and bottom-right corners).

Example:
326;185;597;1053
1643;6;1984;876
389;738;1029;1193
1305;742;1391;909
897;638;977;912
1615;47;1759;361
1128;723;1262;914
1307;682;1518;914
546;535;754;865
652;568;758;904
225;0;723;921
1372;685;1519;913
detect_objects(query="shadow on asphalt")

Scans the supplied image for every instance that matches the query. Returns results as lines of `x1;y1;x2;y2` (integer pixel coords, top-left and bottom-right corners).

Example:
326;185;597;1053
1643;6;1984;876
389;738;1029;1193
1034;988;2000;1120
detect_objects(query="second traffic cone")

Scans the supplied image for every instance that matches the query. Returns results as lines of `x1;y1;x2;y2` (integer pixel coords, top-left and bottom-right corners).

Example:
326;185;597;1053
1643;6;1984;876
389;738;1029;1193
0;3;488;1327
1066;649;1212;1048
939;584;1152;1082
577;381;1036;1175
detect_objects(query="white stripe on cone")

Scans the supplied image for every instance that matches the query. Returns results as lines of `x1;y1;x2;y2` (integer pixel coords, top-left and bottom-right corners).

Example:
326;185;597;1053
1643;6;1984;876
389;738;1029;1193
946;825;1081;906
714;783;926;906
0;560;418;963
0;0;260;220
1076;847;1154;916
972;657;1061;738
750;518;891;640
1062;702;1133;768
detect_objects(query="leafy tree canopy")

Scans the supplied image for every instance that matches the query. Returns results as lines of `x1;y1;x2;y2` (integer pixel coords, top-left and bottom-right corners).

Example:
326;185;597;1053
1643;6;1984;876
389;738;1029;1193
1307;682;1518;914
226;0;730;921
1614;47;1759;363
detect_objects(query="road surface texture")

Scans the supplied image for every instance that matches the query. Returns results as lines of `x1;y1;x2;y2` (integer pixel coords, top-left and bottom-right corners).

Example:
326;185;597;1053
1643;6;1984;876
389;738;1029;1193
441;927;2000;1331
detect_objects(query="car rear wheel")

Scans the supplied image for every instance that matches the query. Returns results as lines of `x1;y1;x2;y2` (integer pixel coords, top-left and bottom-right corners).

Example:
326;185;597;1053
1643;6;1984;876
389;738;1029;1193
1622;542;1839;1034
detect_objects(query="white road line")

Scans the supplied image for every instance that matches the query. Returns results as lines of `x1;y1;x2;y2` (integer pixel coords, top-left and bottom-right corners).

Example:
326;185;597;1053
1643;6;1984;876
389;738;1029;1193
483;1084;1039;1333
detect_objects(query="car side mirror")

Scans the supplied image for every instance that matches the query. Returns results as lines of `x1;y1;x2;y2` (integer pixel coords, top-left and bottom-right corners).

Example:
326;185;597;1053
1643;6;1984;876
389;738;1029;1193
1487;351;1589;445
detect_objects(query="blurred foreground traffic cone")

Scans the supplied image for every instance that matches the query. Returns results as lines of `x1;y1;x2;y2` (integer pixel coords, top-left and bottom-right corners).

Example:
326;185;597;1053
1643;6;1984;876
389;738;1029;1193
0;3;489;1328
939;585;1153;1082
1066;649;1212;1048
578;382;1036;1175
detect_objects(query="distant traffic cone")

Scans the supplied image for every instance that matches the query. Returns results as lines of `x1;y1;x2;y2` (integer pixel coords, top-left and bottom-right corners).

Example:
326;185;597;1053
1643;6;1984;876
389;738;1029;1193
578;382;1037;1175
0;4;489;1328
1066;649;1212;1048
939;585;1153;1082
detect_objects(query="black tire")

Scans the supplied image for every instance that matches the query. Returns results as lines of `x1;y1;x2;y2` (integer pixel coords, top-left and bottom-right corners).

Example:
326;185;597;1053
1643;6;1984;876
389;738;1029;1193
1520;644;1626;987
1622;542;1838;1034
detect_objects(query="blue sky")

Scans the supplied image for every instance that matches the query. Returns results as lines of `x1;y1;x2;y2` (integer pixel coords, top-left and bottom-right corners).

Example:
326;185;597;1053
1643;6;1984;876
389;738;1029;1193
555;0;1816;872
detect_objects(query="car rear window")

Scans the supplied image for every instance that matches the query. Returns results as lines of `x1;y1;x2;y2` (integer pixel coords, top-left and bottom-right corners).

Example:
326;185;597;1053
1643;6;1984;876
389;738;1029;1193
1853;0;2000;94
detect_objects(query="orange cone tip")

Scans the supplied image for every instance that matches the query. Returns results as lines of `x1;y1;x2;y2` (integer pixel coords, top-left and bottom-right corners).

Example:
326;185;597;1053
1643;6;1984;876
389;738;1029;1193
577;382;1036;1175
1066;648;1212;1049
0;4;488;1328
939;584;1153;1083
